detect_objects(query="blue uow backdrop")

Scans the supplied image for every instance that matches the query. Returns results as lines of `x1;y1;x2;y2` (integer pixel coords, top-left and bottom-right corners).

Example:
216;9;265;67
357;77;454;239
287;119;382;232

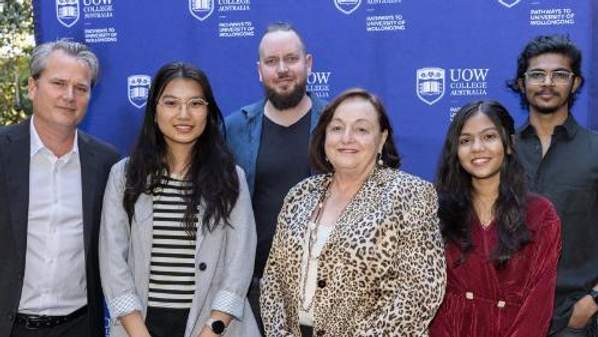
33;1;594;335
34;0;594;180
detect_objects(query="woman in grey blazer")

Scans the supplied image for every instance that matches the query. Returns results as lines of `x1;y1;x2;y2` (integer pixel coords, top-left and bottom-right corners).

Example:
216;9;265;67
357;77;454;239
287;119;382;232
99;62;260;337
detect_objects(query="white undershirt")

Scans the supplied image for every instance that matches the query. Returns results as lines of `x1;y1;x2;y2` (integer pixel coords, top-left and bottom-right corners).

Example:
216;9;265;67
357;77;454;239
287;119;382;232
18;117;87;315
298;224;334;326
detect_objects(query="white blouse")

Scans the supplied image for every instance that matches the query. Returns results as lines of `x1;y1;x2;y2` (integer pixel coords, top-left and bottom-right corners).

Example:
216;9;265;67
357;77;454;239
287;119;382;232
298;224;334;326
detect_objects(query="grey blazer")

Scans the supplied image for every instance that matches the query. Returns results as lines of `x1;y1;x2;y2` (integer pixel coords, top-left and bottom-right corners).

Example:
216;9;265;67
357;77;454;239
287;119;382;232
99;159;261;337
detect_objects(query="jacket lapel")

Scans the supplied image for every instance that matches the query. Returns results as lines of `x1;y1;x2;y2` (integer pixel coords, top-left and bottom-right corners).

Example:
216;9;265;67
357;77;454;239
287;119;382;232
243;103;264;196
288;176;328;243
325;168;382;248
78;132;99;256
4;122;31;257
134;192;154;258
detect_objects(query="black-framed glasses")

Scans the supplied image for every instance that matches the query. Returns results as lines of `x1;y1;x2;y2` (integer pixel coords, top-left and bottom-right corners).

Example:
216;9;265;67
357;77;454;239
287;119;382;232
524;70;574;85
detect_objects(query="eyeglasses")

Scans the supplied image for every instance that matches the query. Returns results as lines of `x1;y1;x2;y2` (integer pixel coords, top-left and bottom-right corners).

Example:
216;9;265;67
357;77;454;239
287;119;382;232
524;70;574;85
158;97;209;112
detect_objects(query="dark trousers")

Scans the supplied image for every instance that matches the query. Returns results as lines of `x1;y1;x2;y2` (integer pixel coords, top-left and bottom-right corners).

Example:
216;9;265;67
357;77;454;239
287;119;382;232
10;312;89;337
248;277;265;335
551;320;598;337
145;306;189;337
552;327;589;337
300;325;313;337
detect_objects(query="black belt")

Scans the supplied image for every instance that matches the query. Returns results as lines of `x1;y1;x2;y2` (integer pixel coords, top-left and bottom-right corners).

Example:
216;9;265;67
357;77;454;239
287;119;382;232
15;305;87;330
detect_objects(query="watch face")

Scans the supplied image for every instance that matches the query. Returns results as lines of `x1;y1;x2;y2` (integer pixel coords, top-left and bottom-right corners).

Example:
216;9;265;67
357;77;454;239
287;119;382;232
211;320;226;334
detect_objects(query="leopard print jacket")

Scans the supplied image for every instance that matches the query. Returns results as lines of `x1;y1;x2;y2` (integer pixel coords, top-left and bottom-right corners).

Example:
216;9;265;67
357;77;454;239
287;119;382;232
260;167;446;337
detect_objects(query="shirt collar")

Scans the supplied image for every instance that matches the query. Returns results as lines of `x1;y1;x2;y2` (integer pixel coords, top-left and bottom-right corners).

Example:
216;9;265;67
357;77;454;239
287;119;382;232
519;114;579;141
519;120;535;139
30;116;79;158
558;114;580;140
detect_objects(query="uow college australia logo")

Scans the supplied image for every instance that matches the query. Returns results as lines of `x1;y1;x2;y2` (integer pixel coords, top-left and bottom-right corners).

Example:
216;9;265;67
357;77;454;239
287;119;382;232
56;0;80;28
189;0;214;21
334;0;361;15
416;67;445;106
498;0;521;8
128;75;151;109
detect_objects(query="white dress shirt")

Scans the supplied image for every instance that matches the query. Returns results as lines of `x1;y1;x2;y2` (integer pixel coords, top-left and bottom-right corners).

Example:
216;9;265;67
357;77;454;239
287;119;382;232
18;117;87;315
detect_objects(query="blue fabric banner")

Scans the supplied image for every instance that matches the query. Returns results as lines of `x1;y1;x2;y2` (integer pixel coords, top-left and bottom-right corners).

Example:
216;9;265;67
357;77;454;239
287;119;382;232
34;0;593;180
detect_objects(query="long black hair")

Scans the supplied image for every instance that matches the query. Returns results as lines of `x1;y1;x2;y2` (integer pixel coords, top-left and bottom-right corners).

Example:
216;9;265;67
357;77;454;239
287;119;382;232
124;62;239;235
436;100;530;266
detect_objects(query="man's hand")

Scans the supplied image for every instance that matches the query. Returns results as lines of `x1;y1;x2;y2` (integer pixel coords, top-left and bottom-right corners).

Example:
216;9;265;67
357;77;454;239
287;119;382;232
568;295;598;329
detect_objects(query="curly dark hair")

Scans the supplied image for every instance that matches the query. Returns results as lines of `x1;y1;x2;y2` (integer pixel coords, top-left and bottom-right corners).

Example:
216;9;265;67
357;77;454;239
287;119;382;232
436;100;530;266
507;34;584;109
309;88;400;173
123;62;239;236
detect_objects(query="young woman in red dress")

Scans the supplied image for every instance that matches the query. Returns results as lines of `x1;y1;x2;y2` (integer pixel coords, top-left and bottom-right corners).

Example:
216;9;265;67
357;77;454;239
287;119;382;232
430;100;561;337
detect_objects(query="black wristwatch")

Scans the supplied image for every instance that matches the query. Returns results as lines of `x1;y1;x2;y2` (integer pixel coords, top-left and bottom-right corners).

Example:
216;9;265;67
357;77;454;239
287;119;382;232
205;318;226;335
589;289;598;306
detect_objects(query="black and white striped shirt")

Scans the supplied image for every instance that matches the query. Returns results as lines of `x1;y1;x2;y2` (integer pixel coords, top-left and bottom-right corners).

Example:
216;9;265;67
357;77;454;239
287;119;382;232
148;176;197;309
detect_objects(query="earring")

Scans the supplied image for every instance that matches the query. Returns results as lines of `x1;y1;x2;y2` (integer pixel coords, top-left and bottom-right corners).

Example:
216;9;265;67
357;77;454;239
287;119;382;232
377;152;383;166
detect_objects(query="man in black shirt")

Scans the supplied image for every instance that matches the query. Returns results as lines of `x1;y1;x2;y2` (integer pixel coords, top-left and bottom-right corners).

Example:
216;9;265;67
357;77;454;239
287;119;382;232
225;22;327;332
509;35;598;337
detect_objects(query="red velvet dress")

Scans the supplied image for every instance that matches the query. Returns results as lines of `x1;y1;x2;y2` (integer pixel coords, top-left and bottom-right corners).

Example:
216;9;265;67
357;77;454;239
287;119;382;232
430;194;561;337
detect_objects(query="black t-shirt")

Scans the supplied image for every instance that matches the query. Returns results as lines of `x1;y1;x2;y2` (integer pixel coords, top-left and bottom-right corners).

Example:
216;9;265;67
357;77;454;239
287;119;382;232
252;112;312;278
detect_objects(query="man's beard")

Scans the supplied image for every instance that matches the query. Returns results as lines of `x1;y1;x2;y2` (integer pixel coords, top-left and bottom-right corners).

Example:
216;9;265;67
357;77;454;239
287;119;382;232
529;94;570;115
527;86;572;115
533;104;561;115
264;78;307;110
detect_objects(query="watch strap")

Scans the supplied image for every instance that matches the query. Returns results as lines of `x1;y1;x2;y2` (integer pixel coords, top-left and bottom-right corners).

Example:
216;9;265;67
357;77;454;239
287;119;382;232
205;318;226;335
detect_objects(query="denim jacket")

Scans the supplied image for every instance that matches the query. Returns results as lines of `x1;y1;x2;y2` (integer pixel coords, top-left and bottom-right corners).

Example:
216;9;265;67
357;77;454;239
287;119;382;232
224;93;327;196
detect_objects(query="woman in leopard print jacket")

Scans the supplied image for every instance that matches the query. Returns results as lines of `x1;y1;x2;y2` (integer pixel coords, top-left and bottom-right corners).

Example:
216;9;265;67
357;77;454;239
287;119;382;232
260;88;446;337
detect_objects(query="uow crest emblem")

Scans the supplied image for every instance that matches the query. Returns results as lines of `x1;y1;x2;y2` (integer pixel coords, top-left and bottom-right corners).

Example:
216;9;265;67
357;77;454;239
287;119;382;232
127;75;151;109
498;0;521;8
416;67;445;106
334;0;361;15
189;0;215;21
56;0;80;28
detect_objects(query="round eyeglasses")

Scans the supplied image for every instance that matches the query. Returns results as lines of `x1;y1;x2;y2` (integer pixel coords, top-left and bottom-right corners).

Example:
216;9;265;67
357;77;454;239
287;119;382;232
158;97;209;113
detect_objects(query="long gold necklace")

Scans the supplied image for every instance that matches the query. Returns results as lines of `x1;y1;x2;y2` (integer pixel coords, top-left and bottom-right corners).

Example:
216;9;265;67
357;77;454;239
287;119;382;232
299;178;331;312
299;171;371;312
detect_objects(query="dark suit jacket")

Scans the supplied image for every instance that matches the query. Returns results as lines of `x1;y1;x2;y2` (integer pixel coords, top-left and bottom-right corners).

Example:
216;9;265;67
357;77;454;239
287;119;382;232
0;120;120;337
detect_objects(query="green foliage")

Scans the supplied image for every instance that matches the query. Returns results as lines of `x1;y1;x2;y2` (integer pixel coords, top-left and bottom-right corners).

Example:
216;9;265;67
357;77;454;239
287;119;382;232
0;0;34;126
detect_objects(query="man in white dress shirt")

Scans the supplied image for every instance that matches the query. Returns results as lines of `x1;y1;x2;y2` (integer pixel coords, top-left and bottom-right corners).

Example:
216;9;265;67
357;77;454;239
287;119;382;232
0;40;119;337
